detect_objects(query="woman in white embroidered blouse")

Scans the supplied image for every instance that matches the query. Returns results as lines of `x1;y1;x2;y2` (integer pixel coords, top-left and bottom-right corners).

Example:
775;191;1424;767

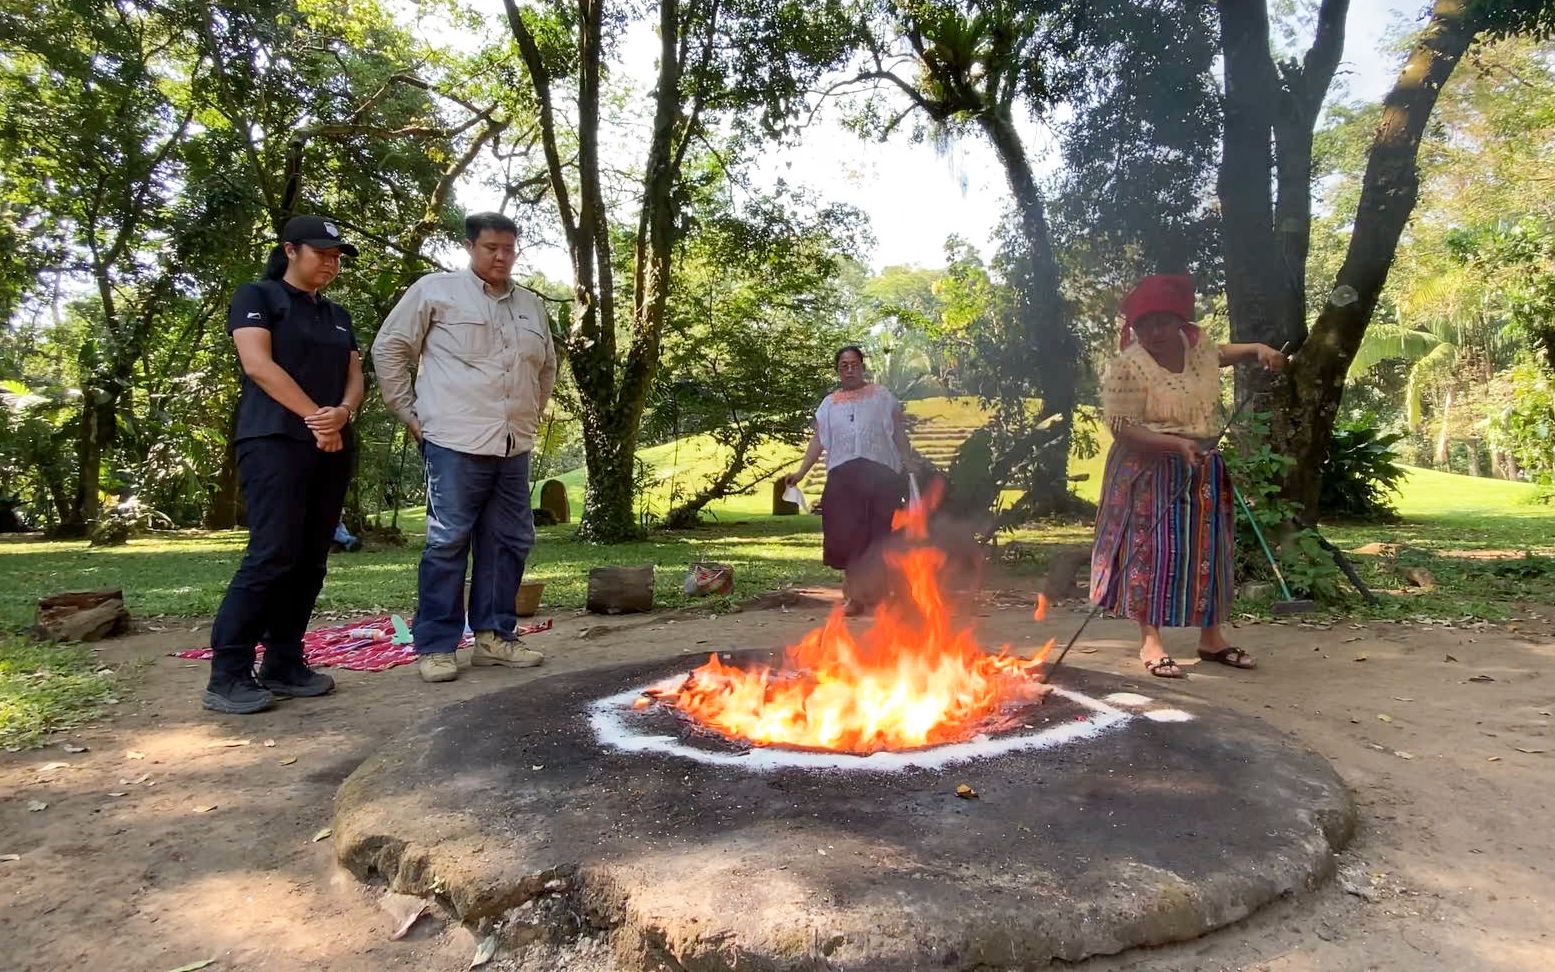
787;346;921;614
1089;275;1285;679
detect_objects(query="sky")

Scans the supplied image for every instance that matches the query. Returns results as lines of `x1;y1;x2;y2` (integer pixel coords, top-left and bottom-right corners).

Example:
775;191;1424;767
454;0;1429;280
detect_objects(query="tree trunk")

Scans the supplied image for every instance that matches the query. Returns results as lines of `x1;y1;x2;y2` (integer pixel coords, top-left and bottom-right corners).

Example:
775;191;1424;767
1467;436;1482;477
1274;0;1483;523
1218;0;1349;407
577;408;642;541
976;108;1080;514
505;0;694;543
1434;386;1454;467
67;383;109;535
1217;2;1291;350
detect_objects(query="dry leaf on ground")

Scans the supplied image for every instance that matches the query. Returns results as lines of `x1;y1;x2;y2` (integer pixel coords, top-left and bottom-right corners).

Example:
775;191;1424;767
470;934;498;968
311;827;332;842
381;892;429;940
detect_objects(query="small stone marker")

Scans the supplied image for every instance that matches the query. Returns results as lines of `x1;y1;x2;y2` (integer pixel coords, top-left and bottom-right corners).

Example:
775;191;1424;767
1041;548;1092;601
539;480;571;524
587;565;655;615
772;479;798;516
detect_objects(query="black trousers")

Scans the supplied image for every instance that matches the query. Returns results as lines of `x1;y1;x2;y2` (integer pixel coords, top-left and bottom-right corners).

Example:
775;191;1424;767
209;435;353;678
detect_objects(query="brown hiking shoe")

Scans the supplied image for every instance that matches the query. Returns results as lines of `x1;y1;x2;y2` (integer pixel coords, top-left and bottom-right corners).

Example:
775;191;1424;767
471;630;544;668
418;653;459;683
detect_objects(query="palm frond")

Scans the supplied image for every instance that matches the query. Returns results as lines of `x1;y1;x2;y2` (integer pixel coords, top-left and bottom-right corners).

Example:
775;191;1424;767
1348;325;1444;377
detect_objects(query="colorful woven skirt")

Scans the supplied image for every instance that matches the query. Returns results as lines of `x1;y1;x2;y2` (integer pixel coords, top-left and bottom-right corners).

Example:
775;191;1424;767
1089;442;1234;628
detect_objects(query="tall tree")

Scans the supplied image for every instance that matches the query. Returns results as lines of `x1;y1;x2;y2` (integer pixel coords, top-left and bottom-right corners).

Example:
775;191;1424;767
0;0;199;533
0;0;528;532
502;0;855;541
1266;0;1555;520
653;188;866;528
1217;0;1348;371
849;0;1083;513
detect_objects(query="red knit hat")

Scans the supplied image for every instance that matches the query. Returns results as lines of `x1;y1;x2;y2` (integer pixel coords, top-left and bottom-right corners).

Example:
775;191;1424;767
1120;274;1199;349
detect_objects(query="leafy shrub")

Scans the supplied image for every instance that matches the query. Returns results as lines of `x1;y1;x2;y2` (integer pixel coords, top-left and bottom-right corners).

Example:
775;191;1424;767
1490;357;1555;484
1319;418;1407;521
1222;412;1343;603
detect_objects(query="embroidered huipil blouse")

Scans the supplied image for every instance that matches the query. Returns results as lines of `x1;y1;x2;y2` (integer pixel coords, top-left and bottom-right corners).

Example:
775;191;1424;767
815;382;904;472
1100;334;1222;439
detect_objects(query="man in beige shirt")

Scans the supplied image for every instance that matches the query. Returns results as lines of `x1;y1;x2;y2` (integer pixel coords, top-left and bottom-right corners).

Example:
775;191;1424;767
373;212;558;683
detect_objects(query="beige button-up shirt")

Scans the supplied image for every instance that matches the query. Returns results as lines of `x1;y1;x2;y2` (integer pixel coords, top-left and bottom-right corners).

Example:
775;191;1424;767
372;268;558;457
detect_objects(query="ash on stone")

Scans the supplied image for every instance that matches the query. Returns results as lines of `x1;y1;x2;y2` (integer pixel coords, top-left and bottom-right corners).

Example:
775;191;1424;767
335;652;1356;972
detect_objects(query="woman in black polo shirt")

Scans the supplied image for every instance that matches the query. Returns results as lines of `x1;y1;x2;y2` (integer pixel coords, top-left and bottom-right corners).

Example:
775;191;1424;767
204;216;365;715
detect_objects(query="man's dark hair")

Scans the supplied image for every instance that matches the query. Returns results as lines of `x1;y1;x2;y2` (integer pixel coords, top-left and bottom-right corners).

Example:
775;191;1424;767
834;345;866;367
465;212;519;241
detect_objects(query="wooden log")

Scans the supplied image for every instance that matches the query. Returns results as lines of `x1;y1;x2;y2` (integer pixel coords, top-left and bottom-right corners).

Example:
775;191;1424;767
1041;548;1092;601
539;479;571;524
34;589;131;642
587;565;655;615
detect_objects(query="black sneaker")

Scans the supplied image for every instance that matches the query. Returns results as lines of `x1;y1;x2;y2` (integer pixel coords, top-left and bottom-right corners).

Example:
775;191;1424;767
203;673;276;714
258;658;336;698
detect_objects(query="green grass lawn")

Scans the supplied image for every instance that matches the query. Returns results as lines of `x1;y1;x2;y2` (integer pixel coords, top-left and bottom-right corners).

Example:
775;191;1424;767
549;396;1010;519
0;637;122;748
0;516;835;632
7;419;1555;745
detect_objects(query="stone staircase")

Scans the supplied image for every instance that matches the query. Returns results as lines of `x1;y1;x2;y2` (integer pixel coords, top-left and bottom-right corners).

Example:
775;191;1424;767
798;419;984;498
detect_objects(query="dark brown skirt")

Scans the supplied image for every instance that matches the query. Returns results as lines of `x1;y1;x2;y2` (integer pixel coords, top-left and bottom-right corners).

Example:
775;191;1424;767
820;458;905;571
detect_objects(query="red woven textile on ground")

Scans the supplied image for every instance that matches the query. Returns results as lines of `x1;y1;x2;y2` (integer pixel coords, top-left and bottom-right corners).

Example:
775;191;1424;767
172;616;554;672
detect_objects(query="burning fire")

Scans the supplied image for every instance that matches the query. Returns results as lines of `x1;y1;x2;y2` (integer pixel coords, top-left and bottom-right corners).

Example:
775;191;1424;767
642;481;1055;754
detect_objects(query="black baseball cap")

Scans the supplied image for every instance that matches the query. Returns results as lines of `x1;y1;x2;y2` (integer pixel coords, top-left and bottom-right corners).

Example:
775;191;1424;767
281;215;359;257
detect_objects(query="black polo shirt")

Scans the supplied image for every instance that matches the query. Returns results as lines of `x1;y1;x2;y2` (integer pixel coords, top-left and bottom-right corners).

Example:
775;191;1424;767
227;280;357;444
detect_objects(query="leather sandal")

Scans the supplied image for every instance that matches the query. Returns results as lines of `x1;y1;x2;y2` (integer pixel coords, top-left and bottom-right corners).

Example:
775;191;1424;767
1197;647;1256;669
1144;655;1185;678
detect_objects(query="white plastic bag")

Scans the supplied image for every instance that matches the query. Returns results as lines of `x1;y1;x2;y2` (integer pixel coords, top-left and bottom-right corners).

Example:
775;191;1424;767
906;473;923;514
782;483;810;513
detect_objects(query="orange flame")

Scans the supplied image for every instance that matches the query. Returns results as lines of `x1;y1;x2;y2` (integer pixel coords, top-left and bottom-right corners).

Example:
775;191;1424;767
1033;592;1049;621
648;479;1055;754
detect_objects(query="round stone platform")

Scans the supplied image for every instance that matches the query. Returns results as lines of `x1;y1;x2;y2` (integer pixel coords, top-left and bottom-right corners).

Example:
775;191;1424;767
333;651;1354;970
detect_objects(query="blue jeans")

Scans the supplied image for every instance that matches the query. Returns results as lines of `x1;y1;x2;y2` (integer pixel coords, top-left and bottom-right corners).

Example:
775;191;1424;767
415;440;534;655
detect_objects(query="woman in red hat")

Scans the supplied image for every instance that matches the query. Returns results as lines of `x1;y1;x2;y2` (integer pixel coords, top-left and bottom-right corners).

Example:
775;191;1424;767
1089;275;1285;677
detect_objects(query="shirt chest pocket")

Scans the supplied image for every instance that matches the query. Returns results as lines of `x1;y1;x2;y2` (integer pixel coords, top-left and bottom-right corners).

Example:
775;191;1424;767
514;320;550;366
428;308;493;362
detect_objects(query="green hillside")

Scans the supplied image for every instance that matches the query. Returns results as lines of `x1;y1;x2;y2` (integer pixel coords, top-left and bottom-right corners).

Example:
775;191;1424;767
549;397;1031;519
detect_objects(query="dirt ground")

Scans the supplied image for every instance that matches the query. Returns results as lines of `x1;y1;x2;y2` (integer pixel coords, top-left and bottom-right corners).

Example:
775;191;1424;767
3;580;1554;972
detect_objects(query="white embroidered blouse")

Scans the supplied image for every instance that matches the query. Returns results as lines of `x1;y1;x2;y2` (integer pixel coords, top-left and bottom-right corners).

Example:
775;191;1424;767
1100;334;1223;439
815;383;904;472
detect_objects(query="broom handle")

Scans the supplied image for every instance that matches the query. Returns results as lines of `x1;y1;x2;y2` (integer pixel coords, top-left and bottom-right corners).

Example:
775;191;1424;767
1232;484;1296;602
1043;343;1292;680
